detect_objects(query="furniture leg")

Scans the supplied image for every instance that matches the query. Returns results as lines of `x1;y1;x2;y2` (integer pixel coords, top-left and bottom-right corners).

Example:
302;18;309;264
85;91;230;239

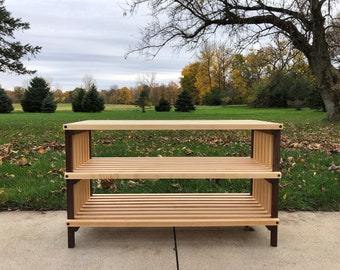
68;227;79;248
266;226;278;247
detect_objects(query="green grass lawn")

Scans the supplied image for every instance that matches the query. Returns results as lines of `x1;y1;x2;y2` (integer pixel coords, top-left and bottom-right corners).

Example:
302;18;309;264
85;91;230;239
0;104;339;211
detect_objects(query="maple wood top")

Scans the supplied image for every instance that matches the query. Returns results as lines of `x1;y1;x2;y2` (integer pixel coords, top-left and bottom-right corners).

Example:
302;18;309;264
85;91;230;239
63;120;283;131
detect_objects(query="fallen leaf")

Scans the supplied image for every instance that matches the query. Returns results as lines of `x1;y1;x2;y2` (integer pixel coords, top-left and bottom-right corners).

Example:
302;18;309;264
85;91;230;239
97;179;116;192
292;142;299;148
171;183;183;191
185;148;194;155
17;157;31;166
328;161;340;171
128;180;137;187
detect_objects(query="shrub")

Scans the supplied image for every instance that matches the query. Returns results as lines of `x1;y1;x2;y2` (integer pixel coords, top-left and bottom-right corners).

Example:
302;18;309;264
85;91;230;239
249;71;319;109
155;97;171;112
203;87;224;105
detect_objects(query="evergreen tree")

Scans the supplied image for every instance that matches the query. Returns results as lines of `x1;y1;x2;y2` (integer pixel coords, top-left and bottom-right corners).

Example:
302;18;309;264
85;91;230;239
81;84;105;112
0;0;41;74
136;85;150;113
155;97;171;112
41;93;57;113
21;77;50;112
174;89;195;112
72;88;86;112
0;87;14;113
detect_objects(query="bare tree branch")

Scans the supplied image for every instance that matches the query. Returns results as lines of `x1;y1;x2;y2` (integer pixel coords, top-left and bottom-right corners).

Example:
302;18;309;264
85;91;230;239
125;0;340;120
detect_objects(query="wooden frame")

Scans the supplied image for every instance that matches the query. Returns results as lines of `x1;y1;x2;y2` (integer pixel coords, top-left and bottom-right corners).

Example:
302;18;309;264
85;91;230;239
64;120;282;248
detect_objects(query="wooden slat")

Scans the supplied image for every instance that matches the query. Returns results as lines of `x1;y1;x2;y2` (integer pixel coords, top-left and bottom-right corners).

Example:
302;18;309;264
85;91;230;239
66;193;279;227
253;179;272;213
73;180;91;214
63;120;283;131
65;157;282;179
67;218;279;227
253;131;274;169
71;131;90;169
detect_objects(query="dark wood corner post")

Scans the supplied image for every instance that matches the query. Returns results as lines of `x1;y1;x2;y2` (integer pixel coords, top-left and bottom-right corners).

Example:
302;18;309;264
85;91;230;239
65;130;76;222
65;130;79;248
266;178;279;247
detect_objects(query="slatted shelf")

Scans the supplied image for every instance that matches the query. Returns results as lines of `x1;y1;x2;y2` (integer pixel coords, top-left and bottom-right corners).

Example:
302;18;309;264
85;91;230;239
67;193;279;227
65;157;282;179
64;120;282;247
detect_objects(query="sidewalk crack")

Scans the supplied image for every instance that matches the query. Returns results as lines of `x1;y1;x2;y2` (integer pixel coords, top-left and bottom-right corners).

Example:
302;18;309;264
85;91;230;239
173;227;180;270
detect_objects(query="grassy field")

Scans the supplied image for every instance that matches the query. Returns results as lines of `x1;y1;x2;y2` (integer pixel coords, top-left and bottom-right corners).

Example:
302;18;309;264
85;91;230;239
0;104;339;211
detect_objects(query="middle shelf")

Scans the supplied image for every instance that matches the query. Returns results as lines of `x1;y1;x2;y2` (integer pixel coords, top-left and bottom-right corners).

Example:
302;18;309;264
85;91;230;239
65;157;282;180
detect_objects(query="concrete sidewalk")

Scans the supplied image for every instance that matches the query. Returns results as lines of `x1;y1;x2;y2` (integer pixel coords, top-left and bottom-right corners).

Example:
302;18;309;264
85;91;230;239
0;211;339;270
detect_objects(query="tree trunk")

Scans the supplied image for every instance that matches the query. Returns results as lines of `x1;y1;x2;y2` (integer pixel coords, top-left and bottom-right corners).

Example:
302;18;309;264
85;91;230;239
307;1;340;121
308;50;340;120
310;55;340;119
317;67;340;121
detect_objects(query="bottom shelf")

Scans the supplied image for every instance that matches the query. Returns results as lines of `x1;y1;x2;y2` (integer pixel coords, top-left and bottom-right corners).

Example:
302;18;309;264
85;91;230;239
67;193;279;227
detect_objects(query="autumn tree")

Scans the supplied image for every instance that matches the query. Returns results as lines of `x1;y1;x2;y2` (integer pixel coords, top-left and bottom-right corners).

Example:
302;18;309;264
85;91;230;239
197;42;234;104
118;87;132;104
195;43;215;99
167;81;181;104
105;86;120;104
229;54;254;103
127;0;340;120
213;44;232;95
12;87;25;103
180;62;200;104
0;0;41;74
53;89;64;103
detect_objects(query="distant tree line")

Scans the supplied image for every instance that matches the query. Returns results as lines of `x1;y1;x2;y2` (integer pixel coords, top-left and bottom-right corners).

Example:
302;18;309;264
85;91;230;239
180;40;325;110
1;39;329;113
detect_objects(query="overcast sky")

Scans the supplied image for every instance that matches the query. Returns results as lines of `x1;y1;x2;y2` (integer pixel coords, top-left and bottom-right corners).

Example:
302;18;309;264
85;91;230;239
0;0;194;90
